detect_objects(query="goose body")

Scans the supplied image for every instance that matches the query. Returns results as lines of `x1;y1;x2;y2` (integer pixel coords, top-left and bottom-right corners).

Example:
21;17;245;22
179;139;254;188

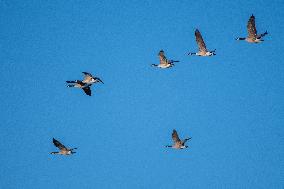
188;29;216;56
51;138;77;155
166;129;191;149
236;14;268;43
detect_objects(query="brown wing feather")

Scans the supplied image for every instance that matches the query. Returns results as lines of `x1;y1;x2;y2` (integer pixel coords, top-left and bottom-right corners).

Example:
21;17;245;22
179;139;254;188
172;129;181;143
82;72;93;83
195;29;207;52
158;50;168;65
247;15;257;38
53;138;67;150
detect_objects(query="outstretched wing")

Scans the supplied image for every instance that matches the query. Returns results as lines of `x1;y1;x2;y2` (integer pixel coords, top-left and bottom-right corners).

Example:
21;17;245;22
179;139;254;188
158;50;168;65
82;72;93;83
53;138;67;150
195;29;207;52
82;72;93;77
82;86;92;96
172;129;181;143
247;14;257;38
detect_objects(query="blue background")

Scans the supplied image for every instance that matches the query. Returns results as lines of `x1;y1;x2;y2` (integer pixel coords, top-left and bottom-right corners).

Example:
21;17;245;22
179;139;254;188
1;0;283;188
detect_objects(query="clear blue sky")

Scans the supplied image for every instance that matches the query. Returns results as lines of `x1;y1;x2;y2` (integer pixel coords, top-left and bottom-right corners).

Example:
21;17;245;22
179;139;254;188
1;0;283;188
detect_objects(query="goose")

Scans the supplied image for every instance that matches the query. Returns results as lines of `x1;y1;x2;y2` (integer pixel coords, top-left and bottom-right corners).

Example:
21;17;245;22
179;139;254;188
188;29;216;56
66;80;92;96
152;50;179;69
236;14;268;43
166;129;191;149
50;138;77;155
66;72;103;96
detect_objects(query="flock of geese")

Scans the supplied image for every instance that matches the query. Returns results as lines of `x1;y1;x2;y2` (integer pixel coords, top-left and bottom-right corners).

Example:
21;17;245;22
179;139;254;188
51;14;268;155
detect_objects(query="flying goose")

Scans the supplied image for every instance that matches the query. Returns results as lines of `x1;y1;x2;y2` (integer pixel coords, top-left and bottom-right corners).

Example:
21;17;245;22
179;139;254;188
50;138;77;155
188;29;216;56
152;50;179;69
66;72;103;96
236;14;268;43
166;129;191;149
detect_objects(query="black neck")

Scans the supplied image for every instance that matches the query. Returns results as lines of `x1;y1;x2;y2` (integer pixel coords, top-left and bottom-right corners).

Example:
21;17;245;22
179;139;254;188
237;37;246;40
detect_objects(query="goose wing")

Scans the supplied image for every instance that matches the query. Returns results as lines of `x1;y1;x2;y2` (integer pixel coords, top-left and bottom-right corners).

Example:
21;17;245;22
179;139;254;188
172;129;181;143
247;14;257;38
158;50;168;65
195;29;207;52
82;85;92;96
53;138;67;150
82;72;93;83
